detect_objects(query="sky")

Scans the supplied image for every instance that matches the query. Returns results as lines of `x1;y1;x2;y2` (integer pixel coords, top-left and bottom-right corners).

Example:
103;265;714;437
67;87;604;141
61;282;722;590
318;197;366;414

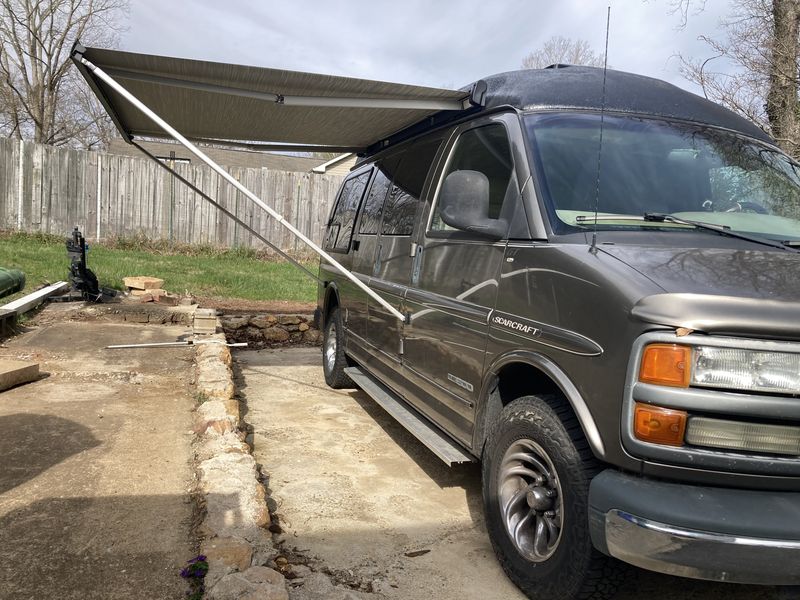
119;0;734;96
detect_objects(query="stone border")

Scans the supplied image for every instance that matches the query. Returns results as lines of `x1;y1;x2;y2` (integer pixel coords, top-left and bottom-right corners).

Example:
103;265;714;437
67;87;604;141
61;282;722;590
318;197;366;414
192;326;289;600
220;314;321;349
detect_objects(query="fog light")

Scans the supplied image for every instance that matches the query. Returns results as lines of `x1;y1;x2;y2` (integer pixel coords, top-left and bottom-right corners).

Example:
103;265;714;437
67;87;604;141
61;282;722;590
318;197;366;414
686;417;800;456
634;403;687;446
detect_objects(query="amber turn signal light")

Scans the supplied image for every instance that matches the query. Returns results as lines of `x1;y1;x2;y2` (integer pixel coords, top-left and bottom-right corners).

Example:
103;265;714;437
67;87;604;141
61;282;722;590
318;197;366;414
634;403;687;447
639;344;691;387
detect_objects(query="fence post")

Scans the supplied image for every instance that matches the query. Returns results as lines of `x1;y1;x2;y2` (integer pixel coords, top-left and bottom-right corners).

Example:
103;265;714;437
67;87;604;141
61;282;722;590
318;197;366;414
96;154;102;241
168;150;175;242
16;139;24;230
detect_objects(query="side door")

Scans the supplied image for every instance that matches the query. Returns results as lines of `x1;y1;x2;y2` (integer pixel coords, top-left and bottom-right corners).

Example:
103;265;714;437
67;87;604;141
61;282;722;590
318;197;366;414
347;160;395;345
362;134;447;380
321;168;371;340
403;114;531;445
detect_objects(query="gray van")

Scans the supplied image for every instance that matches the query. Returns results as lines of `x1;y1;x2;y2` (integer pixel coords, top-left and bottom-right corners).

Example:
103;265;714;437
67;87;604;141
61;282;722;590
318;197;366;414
316;66;800;599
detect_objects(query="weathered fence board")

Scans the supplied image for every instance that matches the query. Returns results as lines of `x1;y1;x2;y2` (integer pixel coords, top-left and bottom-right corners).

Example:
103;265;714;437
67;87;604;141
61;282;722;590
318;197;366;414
0;139;342;250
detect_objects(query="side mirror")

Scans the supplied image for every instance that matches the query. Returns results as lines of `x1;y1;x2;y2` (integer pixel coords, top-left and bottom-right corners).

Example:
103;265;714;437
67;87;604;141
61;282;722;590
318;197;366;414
439;170;507;239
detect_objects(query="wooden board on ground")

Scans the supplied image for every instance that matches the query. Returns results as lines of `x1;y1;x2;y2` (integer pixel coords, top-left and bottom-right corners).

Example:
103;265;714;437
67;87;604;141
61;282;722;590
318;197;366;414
0;359;39;392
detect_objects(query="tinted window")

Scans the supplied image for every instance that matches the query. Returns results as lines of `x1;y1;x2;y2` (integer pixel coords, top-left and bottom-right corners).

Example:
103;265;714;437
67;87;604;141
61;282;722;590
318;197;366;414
381;135;444;235
431;123;514;231
358;158;397;235
326;171;370;251
526;113;800;238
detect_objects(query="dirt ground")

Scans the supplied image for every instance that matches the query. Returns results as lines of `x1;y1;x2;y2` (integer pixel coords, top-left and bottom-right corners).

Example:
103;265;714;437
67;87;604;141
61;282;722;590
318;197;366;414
200;297;316;314
0;310;196;600
239;347;787;600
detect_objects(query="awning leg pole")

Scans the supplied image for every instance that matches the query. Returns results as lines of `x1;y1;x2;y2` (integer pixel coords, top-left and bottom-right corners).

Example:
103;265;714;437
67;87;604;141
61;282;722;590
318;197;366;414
80;57;405;323
132;141;321;284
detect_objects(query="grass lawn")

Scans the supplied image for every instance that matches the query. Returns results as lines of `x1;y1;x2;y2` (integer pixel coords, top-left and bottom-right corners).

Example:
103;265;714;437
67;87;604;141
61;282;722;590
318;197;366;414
0;231;318;304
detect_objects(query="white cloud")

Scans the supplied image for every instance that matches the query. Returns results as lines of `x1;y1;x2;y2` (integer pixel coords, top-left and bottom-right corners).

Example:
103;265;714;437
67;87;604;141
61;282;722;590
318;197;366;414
120;0;733;93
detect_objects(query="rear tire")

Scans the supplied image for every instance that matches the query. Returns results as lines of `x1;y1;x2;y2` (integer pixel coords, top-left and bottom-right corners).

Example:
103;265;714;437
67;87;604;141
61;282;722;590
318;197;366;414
482;395;623;600
322;306;354;389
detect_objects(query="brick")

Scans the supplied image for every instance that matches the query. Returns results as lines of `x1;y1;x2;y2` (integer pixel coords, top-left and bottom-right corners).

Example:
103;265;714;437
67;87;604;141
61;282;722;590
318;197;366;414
155;293;179;306
0;359;39;392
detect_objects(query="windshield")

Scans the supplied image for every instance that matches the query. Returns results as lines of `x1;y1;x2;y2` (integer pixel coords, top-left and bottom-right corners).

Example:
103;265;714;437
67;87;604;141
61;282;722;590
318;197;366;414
525;113;800;242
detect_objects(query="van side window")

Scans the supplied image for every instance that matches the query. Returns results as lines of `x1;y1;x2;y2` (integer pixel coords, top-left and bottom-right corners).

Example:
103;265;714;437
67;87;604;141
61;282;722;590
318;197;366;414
326;171;370;251
358;158;397;235
430;123;514;232
381;136;444;236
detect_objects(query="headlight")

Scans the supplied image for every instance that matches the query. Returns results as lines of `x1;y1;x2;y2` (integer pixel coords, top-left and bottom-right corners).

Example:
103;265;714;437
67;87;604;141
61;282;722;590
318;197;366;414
692;346;800;395
639;343;800;395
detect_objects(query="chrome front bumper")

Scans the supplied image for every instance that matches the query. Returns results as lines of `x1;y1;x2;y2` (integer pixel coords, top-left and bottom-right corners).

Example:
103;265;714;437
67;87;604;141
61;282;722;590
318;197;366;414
589;470;800;585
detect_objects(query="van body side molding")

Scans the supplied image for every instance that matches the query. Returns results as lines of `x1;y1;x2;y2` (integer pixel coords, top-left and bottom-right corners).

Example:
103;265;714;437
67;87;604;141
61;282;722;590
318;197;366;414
489;311;603;356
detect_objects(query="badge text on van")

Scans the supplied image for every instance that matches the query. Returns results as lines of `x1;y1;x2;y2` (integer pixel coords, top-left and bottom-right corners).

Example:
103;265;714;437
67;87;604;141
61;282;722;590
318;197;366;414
492;315;540;336
447;373;474;392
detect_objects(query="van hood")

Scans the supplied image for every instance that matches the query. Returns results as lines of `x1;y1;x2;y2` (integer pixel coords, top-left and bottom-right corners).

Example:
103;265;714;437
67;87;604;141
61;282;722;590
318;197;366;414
601;246;800;338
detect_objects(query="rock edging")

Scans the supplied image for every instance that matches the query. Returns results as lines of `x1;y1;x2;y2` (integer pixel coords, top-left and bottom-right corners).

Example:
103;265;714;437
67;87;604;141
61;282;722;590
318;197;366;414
220;314;321;349
193;328;287;600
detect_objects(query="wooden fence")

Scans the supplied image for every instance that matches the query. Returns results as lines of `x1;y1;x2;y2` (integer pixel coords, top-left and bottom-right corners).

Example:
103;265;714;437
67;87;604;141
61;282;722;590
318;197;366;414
0;138;343;251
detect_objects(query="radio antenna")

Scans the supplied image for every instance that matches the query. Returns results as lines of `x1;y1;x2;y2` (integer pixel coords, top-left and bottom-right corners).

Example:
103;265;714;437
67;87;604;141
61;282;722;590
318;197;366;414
590;6;611;253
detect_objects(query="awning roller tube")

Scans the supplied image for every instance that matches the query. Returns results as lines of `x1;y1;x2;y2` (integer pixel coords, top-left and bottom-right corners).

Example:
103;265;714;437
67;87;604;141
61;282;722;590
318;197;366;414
79;56;406;323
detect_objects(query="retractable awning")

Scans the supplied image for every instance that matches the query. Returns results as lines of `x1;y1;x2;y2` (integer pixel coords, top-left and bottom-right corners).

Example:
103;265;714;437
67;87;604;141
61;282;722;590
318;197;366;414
72;44;473;152
71;43;484;323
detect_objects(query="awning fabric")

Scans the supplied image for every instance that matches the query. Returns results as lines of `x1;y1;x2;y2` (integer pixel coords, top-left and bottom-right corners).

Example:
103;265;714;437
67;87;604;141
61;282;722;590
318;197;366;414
72;44;471;151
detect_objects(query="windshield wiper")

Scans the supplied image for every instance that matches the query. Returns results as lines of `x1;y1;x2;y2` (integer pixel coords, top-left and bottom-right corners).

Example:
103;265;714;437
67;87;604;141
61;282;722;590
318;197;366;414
644;213;798;252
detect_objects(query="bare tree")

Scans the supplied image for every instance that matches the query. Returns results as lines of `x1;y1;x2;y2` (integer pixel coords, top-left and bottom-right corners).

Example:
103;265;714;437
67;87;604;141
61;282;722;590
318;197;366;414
676;0;800;157
0;0;128;148
521;36;605;69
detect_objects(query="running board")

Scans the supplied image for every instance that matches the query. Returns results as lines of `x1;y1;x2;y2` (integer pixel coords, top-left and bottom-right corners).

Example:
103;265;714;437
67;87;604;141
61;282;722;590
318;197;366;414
345;366;474;466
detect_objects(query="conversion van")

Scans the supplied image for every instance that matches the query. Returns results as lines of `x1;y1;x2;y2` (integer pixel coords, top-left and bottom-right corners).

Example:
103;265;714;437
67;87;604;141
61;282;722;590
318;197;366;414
316;66;800;599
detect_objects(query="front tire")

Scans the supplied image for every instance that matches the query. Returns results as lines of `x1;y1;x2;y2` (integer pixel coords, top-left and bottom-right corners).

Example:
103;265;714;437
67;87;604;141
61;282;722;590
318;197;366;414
322;306;354;389
482;395;623;600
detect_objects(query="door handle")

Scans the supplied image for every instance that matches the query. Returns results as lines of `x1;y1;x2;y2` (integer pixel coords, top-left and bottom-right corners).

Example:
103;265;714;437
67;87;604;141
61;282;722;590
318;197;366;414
411;244;423;285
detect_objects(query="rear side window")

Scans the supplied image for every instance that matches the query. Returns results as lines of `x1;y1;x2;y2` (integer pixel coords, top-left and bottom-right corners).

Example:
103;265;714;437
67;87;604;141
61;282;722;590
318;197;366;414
326;171;370;251
381;135;444;236
358;157;398;235
430;123;514;232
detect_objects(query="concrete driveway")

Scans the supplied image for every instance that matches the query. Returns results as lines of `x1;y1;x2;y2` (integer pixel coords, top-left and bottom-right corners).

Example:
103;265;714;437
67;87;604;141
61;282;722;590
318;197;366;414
239;348;782;600
0;319;196;600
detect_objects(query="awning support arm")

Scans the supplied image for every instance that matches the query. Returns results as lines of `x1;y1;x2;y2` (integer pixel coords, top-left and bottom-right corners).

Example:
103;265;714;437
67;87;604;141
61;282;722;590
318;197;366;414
79;57;405;323
131;141;322;284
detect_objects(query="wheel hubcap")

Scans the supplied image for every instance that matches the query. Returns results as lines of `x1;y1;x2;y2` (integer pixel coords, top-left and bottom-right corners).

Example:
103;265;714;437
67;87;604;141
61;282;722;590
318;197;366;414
324;322;337;372
498;438;563;562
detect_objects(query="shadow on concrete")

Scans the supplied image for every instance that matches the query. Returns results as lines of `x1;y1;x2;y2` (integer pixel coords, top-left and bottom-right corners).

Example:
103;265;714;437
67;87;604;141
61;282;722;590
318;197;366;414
0;493;198;600
0;413;101;495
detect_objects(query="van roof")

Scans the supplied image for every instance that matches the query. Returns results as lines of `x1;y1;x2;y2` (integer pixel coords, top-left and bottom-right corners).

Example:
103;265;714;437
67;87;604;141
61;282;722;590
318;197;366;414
484;66;769;141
